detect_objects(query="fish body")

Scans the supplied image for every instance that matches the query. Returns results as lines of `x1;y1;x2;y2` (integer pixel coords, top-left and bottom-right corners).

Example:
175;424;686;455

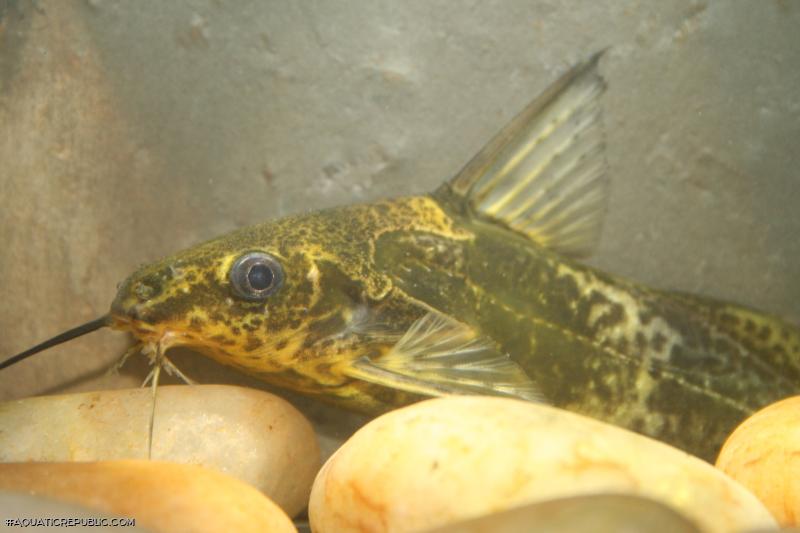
417;191;800;460
12;54;800;461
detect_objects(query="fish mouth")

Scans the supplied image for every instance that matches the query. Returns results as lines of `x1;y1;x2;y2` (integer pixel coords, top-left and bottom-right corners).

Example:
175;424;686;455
109;313;199;387
110;314;159;340
109;314;190;354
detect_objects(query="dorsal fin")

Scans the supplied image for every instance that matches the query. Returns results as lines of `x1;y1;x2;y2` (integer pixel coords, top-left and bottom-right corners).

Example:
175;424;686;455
442;52;609;258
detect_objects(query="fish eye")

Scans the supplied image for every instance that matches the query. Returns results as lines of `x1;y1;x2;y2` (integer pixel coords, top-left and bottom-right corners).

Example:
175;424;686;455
229;252;284;301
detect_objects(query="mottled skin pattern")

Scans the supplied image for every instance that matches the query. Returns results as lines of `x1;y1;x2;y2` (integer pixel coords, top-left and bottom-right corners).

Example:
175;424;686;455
111;196;459;411
112;187;800;461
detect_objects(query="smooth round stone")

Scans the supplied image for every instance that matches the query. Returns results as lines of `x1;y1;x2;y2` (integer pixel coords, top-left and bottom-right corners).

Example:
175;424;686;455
309;396;775;533
422;493;702;533
0;460;296;533
716;395;800;526
0;385;320;517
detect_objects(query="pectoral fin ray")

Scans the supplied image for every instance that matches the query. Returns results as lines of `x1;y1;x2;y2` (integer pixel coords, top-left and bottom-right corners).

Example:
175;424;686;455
344;311;544;402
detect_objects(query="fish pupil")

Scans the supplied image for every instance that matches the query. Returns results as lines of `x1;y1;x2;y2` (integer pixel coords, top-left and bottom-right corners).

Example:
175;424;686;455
248;263;273;290
229;251;284;301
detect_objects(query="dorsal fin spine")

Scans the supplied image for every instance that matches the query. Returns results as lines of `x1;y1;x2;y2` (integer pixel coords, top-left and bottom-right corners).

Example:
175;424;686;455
438;52;609;259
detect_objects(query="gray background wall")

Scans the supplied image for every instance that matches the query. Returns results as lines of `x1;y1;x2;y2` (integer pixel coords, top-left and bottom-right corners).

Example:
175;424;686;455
1;1;798;441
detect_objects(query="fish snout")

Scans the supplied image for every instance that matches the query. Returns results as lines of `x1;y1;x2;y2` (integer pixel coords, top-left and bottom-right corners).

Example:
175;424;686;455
110;274;165;325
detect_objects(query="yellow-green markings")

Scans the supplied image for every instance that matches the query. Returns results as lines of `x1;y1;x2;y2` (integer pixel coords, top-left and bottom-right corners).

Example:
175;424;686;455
6;54;798;462
106;55;799;460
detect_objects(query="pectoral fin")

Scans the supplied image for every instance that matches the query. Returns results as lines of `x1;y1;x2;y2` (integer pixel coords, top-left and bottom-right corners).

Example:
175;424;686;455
343;311;544;402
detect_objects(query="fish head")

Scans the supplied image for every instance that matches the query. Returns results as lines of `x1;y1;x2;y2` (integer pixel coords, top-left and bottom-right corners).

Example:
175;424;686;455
108;205;395;387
